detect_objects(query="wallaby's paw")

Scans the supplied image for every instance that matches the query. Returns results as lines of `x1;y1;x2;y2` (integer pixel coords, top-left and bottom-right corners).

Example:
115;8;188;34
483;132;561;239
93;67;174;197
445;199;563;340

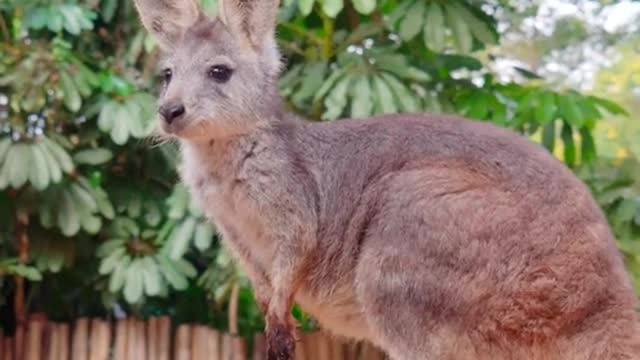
266;323;296;360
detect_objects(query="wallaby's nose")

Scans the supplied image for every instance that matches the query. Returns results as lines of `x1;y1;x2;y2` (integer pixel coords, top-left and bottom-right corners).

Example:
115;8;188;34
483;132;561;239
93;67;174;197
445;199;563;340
159;103;185;124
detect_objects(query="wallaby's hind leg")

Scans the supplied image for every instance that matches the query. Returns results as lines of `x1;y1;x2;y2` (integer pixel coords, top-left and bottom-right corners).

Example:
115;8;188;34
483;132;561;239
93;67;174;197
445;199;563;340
354;249;479;360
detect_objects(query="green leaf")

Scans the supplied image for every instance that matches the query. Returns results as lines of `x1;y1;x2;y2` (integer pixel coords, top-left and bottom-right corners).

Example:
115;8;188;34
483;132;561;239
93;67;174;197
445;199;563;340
169;218;197;259
464;91;489;119
406;67;431;82
8;143;30;189
194;223;215;251
102;0;118;22
541;122;555;153
322;74;352;120
24;7;48;30
580;127;596;163
424;3;446;51
0;137;11;165
38;142;62;183
46;7;64;32
450;2;497;45
615;198;638;223
44;138;74;174
294;62;327;105
59;5;82;35
98;101;118;132
127;194;142;218
11;264;42;281
112;217;140;237
349;76;373;118
157;255;188;290
60;71;82;112
380;73;418;112
445;2;473;53
589;96;627;116
173;259;197;278
124;260;144;303
558;94;584;127
321;0;343;18
167;185;189;219
111;104;131;145
109;256;129;292
352;0;375;14
399;0;425;41
96;189;115;219
59;189;81;236
561;122;575;167
73;148;113;165
96;238;125;257
69;183;98;213
141;258;162;296
298;0;315;16
144;201;162;227
99;247;126;274
28;144;49;190
536;91;557;125
81;214;102;235
372;76;397;114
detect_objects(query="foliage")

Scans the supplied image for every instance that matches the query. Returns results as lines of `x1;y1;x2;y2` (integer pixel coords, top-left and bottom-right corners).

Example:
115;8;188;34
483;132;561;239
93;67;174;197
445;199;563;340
0;0;635;335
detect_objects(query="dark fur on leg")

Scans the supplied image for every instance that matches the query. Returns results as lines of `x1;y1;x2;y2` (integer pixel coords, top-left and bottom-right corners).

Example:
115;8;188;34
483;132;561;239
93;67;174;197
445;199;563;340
266;322;295;360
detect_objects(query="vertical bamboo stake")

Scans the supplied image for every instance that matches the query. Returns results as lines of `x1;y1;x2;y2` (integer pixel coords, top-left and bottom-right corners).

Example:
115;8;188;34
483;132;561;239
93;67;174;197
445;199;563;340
112;319;128;360
191;325;206;360
221;333;233;360
2;337;13;360
125;319;137;360
316;332;332;360
157;316;171;360
46;324;59;360
231;336;246;360
174;324;191;360
360;342;384;360
71;317;89;360
147;317;157;360
344;342;359;360
329;336;344;360
293;332;307;360
59;323;70;360
147;317;158;360
25;314;46;360
207;328;221;360
252;334;265;360
298;333;314;360
13;210;29;360
89;319;111;360
0;329;3;360
136;319;147;360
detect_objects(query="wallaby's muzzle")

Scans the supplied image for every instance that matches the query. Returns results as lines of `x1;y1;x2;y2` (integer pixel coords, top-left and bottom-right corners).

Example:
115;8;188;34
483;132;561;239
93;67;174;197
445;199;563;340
159;102;186;125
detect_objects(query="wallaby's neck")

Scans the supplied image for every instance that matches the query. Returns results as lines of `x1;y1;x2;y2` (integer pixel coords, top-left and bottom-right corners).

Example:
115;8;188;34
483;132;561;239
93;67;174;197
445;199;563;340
179;110;301;179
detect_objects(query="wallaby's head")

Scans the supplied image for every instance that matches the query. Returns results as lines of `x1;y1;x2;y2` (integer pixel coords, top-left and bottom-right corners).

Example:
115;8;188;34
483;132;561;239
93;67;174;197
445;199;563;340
133;0;282;140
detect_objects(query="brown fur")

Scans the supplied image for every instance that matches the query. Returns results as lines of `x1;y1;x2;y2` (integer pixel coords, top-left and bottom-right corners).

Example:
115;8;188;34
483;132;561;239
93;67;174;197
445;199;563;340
132;0;640;359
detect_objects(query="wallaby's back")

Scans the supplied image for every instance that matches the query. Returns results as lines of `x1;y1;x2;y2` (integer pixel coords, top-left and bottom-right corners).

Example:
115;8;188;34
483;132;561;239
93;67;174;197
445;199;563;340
284;113;640;359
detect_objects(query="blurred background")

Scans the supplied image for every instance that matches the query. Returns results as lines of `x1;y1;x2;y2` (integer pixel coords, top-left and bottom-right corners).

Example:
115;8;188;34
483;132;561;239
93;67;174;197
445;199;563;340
0;0;639;358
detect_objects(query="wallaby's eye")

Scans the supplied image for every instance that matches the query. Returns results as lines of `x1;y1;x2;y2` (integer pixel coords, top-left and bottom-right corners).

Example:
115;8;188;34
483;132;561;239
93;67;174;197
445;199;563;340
207;65;233;83
161;68;172;84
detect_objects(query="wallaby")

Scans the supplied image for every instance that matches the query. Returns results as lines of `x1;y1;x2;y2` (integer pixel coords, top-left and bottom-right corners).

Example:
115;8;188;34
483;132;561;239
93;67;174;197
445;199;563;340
133;0;640;359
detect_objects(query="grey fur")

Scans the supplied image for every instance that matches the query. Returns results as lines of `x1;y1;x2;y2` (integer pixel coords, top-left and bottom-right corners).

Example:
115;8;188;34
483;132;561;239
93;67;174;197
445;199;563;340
133;1;640;359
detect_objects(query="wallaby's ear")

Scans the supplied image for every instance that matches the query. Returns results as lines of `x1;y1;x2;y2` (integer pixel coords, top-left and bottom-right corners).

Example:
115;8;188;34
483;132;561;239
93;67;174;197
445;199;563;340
133;0;201;50
219;0;280;51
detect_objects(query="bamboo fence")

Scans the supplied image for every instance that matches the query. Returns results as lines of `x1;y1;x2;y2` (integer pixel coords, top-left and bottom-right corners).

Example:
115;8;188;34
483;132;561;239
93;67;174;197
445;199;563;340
0;314;386;360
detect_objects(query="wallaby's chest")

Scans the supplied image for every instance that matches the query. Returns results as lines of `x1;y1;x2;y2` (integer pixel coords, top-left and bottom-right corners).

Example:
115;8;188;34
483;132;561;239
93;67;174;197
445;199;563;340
180;143;277;270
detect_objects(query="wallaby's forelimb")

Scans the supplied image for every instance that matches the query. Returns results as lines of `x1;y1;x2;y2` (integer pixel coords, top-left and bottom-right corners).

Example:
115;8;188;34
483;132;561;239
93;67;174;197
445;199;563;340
265;235;313;360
